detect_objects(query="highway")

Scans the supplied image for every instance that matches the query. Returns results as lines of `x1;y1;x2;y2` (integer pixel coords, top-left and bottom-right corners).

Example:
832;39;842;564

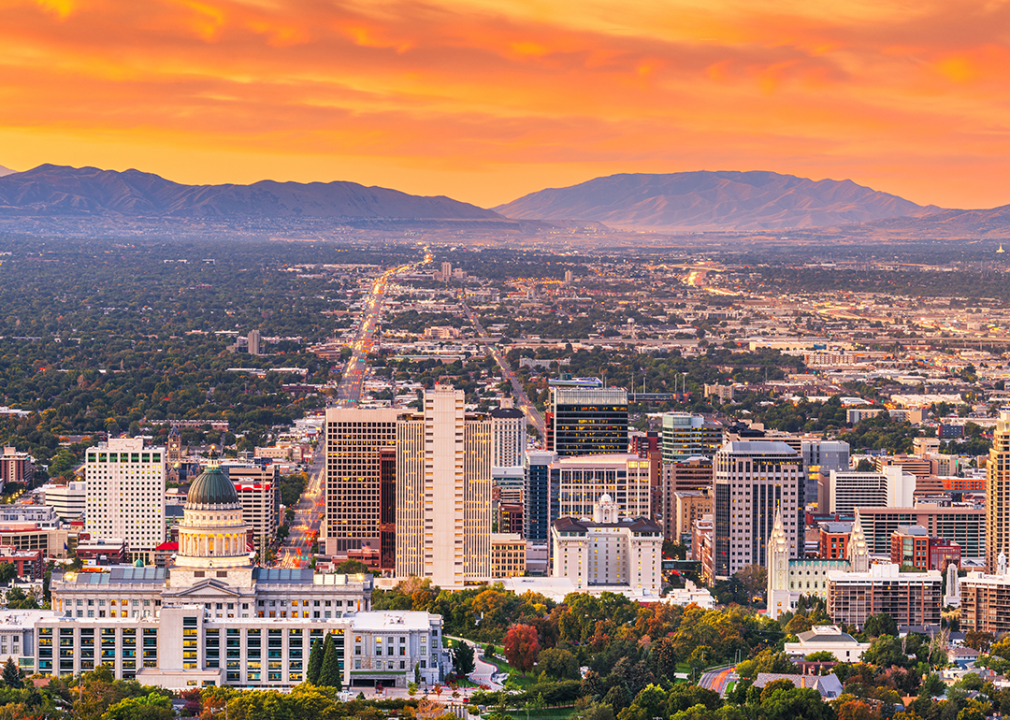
277;451;325;568
461;298;546;439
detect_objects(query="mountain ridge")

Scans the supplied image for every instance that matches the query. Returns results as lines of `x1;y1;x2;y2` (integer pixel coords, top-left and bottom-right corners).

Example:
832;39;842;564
494;170;942;232
0;164;503;221
0;165;14;177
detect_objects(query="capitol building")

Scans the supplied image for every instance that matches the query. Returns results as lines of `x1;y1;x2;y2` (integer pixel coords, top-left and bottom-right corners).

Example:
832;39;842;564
34;463;446;690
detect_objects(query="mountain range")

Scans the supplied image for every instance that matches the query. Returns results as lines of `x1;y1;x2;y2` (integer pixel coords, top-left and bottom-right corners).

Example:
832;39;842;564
0;165;14;177
0;164;501;222
494;170;942;232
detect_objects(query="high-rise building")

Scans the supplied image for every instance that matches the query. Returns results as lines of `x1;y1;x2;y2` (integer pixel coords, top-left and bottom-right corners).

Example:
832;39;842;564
440;261;452;280
660;413;723;463
222;464;280;552
549;454;652;522
491;407;526;469
322;408;399;567
801;440;849;509
524;450;556;545
548;387;628;457
829;467;914;516
84;439;166;564
379;447;396;572
246;329;261;356
395;385;492;588
0;447;34;486
987;410;1010;573
713;441;803;580
858;506;985;558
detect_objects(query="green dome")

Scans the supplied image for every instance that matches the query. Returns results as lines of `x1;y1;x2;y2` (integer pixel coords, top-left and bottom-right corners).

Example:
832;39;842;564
187;465;239;507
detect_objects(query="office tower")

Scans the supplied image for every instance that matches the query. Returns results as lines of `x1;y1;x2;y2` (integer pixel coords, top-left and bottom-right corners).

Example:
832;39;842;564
491;408;526;469
548;387;628;457
829;467;914;515
988;410;1010;573
661;413;723;463
322;408;399;567
550;454;652;521
222;464;280;552
525;450;556;545
379;447;396;571
247;329;261;356
84;438;166;564
713;441;803;580
395;385;492;588
802;439;849;508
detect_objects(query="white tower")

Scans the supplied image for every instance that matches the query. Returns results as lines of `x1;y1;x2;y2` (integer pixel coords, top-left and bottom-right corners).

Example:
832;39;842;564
848;509;870;573
944;561;961;607
766;507;791;620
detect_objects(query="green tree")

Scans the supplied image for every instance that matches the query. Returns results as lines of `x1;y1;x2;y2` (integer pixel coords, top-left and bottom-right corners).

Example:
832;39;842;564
101;693;172;720
334;560;369;575
306;638;323;684
453;641;475;676
318;634;342;689
1;657;21;689
538;647;580;680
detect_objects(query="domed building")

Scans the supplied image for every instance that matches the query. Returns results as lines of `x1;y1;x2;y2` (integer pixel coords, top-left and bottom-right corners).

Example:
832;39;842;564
47;461;447;691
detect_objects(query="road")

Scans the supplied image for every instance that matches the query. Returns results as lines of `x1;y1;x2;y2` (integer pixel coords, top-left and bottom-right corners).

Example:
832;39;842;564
461;299;546;439
699;666;738;697
277;451;325;568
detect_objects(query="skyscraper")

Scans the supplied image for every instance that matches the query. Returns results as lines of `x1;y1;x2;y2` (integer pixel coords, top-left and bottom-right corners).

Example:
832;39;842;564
524;450;556;544
660;413;723;462
491;407;527;470
322;407;399;567
987;410;1010;573
548;387;628;457
395;385;492;588
84;438;166;564
713;440;803;580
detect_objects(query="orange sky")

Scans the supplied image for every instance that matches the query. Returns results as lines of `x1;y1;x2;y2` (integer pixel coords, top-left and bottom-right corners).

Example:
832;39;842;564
2;0;1009;209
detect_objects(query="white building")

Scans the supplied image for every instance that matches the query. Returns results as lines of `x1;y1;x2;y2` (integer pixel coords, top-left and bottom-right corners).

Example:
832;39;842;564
396;385;492;589
41;462;447;689
491;407;527;470
84;439;166;564
39;481;86;521
222;464;279;551
550;454;652;522
551;494;663;595
713;441;804;580
767;509;869;620
783;625;870;662
829;467;914;515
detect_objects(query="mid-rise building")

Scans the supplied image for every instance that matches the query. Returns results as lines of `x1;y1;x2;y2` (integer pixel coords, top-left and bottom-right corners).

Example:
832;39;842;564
395;385;492;589
84;439;166;564
819;522;852;560
39;482;86;520
961;557;1010;632
662;457;714;494
826;564;942;629
890;525;961;571
498;503;523;535
874;455;937;479
223;464;280;551
858;506;985;558
661;414;723;463
551;495;662;595
669;491;711;545
802;440;849;509
548;387;628;457
490;534;526;578
829;467;914;516
713;441;804;580
0;447;33;486
987;410;1010;573
323;408;399;567
491;408;526;470
524;451;556;545
247;329;261;356
0;505;59;528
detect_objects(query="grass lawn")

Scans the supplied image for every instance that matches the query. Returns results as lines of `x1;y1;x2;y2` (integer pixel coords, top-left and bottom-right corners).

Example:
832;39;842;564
482;657;536;688
500;708;576;720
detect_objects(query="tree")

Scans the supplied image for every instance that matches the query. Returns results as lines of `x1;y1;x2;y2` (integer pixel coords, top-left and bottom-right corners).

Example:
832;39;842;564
453;641;475;676
862;613;897;639
101;693;172;720
306;639;323;684
537;648;580;680
503;624;540;676
1;658;21;689
735;565;768;601
334;560;369;575
318;634;341;689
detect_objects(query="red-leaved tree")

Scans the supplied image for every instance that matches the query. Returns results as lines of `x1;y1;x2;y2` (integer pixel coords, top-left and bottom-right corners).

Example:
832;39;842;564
503;623;540;676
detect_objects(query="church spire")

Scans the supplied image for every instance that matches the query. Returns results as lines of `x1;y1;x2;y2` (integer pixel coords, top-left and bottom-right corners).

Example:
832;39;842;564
766;505;791;619
848;508;869;573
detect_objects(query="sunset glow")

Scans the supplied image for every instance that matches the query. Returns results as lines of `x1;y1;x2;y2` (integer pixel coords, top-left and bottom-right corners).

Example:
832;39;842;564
2;0;1009;208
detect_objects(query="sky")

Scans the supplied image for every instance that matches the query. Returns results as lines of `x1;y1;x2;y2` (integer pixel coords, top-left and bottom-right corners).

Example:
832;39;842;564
1;0;1009;209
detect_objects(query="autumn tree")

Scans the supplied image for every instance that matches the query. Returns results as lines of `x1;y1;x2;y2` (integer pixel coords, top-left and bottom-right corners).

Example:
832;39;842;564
503;624;540;676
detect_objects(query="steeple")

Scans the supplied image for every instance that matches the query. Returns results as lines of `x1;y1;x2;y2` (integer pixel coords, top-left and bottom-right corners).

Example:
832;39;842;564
766;505;791;619
848;509;869;573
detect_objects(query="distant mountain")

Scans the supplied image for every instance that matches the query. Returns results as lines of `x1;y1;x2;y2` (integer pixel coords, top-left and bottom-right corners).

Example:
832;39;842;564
859;204;1010;238
0;165;14;177
495;171;940;231
0;164;503;222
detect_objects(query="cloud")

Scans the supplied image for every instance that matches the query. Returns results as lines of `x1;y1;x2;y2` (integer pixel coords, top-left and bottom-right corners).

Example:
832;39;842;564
0;0;1009;208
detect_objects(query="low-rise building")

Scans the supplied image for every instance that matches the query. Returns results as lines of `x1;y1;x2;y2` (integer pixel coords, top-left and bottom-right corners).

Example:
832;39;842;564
491;534;526;578
38;481;87;521
0;546;43;579
783;625;871;662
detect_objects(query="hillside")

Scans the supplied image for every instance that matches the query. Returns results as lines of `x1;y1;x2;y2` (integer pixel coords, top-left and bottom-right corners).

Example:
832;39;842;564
495;171;939;231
